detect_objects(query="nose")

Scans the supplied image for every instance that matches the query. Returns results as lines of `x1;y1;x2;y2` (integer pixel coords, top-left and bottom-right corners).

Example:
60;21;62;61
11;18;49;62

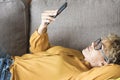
89;42;94;50
91;42;95;48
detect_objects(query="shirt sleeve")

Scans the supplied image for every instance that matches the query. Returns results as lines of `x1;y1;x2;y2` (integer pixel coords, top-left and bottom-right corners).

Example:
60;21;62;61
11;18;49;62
29;30;51;53
74;64;120;80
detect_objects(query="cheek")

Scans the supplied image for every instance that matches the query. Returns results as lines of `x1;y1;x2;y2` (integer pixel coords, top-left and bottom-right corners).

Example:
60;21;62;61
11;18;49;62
82;49;99;61
89;51;104;65
89;50;99;59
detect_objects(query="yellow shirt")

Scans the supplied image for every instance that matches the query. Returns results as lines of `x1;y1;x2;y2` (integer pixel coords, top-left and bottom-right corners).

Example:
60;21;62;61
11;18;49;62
10;31;120;80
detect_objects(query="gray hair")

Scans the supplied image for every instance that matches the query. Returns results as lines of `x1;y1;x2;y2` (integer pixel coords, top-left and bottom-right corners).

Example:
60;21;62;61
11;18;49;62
102;34;120;64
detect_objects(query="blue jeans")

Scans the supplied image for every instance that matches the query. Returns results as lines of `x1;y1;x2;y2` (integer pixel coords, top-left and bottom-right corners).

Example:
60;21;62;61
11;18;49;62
0;51;13;80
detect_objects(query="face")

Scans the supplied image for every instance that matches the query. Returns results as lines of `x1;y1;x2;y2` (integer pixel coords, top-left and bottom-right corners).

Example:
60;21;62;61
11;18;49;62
82;39;108;67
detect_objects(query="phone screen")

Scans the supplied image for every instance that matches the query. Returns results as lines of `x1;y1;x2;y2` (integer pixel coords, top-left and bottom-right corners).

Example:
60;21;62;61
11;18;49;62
54;1;67;18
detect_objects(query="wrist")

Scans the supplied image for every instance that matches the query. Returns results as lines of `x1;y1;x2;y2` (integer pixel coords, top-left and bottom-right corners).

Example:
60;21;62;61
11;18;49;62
38;25;47;34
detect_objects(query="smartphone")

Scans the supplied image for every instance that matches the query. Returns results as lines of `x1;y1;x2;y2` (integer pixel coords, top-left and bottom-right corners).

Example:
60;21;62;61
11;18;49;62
46;1;67;25
53;1;67;18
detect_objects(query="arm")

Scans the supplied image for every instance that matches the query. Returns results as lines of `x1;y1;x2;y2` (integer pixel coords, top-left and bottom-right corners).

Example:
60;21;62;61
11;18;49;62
29;10;57;53
74;64;120;80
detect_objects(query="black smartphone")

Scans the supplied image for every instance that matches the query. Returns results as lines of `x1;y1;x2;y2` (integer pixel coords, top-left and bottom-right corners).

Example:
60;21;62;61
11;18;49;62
53;1;67;18
46;1;67;25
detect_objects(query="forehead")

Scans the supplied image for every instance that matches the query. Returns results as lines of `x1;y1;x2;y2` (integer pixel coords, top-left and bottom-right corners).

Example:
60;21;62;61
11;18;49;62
95;38;101;42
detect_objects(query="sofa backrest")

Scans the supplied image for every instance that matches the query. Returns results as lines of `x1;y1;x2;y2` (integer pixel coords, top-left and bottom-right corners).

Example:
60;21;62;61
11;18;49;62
0;0;29;55
0;0;120;56
30;0;120;50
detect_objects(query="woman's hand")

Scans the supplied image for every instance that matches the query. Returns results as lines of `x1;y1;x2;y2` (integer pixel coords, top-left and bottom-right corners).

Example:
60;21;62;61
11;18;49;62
38;10;57;34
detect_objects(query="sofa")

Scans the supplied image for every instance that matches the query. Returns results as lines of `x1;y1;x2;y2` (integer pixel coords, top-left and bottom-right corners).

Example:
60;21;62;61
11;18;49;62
0;0;120;57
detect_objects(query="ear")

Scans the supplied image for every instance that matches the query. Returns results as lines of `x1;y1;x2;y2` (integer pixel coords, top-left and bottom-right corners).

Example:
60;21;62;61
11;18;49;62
99;60;108;66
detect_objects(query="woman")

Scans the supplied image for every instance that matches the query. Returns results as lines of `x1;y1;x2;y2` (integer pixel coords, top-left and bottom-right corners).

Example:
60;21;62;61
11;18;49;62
1;10;120;80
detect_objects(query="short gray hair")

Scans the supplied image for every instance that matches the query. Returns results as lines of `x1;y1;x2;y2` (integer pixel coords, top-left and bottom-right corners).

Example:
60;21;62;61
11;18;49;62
102;34;120;64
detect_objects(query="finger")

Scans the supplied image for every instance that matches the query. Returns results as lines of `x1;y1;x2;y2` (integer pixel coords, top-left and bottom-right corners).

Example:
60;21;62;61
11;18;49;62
42;19;52;24
42;14;55;19
42;12;57;16
42;16;55;20
42;18;55;23
43;10;58;15
43;18;55;22
42;16;55;22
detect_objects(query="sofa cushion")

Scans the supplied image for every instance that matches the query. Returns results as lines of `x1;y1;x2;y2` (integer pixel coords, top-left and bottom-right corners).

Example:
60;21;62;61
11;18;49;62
0;0;29;55
30;0;120;50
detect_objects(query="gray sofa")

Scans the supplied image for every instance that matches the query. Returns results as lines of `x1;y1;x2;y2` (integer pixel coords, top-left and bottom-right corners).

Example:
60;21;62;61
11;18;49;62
0;0;120;56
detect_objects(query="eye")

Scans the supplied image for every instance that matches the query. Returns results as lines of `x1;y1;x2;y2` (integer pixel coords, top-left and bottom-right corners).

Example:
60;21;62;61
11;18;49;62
95;43;102;50
94;38;102;50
